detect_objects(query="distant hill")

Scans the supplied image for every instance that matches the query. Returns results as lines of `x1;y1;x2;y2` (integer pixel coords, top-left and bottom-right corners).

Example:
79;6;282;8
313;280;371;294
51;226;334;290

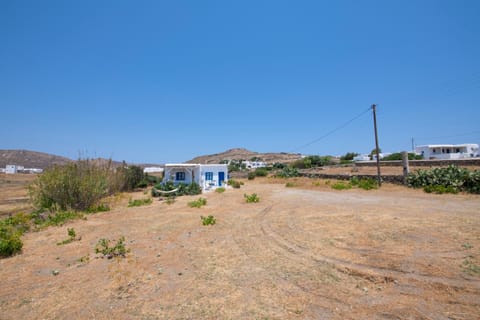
0;150;131;169
0;150;72;169
186;148;302;164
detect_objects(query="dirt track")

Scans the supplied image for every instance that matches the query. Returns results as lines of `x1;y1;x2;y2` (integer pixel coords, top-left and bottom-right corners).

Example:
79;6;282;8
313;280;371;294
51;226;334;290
1;179;479;319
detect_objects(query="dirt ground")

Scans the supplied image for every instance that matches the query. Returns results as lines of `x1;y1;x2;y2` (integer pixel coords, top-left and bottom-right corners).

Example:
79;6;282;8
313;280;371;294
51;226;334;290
1;177;479;319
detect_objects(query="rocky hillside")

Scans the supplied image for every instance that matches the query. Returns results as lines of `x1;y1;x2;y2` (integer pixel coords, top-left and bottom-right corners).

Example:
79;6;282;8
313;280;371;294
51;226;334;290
0;150;72;169
186;148;302;164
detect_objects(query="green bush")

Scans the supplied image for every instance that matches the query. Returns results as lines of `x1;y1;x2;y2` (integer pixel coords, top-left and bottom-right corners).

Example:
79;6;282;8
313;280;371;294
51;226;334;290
424;185;458;194
254;168;268;177
86;204;110;213
247;172;256;180
272;162;286;169
276;167;300;178
340;152;359;162
29;159;126;212
407;165;480;194
0;225;23;257
227;179;243;189
152;181;202;197
188;198;207;208
128;198;152;207
350;177;378;190
331;182;352;190
117;165;145;191
136;180;148;188
57;228;80;245
215;187;226;193
0;213;30;234
45;211;84;226
292;155;335;169
201;215;216;226
95;236;129;259
381;152;423;161
244;193;260;203
285;182;296;187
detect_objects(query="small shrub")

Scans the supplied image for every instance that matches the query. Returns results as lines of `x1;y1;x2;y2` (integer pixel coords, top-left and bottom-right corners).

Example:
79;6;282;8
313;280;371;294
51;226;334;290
0;225;23;257
331;182;352;190
86;204;110;213
201;215;216;226
188;198;207;208
136;180;148;188
247;172;256;180
57;228;80;245
285;182;296;187
165;197;175;205
351;177;378;190
215;187;226;193
95;236;129;259
462;258;480;276
276;167;300;178
1;213;30;234
424;185;458;194
128;198;152;207
46;211;84;226
228;179;242;189
244;193;260;203
254;168;268;177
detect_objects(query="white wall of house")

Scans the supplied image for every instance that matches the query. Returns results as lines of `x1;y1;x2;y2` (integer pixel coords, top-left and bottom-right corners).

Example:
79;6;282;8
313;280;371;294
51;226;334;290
5;165;17;174
163;164;228;190
415;144;479;160
163;164;199;185
198;164;228;190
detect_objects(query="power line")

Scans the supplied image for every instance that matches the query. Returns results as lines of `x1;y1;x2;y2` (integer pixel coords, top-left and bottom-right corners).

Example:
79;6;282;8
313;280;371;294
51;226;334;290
290;107;371;153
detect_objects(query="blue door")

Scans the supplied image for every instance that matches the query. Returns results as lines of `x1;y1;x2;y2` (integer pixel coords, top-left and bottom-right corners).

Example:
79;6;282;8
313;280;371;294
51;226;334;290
218;172;225;186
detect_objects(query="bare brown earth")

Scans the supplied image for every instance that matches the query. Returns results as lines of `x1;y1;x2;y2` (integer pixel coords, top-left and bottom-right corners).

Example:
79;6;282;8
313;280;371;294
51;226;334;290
1;178;479;319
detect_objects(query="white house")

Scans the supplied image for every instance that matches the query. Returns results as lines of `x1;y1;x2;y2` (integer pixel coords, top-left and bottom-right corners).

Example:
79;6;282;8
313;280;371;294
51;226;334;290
143;167;164;174
353;154;371;162
5;165;17;174
415;144;479;160
163;164;228;191
243;160;267;169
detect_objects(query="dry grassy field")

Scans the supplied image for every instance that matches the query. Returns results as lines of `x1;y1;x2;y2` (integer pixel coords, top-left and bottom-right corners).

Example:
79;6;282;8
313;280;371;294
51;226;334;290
1;177;479;319
0;173;36;218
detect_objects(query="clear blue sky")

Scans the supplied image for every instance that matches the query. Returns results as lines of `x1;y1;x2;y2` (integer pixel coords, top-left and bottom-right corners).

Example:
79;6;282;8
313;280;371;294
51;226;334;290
1;0;479;163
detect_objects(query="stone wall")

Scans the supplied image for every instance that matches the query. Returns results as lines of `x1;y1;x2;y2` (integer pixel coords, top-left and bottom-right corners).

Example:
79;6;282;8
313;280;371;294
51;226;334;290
299;172;405;185
354;158;480;167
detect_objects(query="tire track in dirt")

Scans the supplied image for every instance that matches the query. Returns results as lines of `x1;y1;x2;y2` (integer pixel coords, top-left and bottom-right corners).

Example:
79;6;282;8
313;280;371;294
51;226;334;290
255;203;480;293
228;202;350;318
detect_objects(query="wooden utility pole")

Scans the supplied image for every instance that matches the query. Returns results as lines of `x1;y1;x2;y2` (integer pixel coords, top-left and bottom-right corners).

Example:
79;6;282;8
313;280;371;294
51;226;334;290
372;104;382;186
402;151;410;184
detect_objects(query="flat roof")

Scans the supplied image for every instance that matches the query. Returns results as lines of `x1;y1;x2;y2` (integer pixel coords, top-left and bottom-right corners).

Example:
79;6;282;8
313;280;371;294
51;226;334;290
416;144;478;148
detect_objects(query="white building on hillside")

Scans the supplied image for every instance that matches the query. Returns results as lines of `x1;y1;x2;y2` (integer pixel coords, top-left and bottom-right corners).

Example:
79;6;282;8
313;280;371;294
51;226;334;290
163;164;228;191
353;154;371;162
143;167;164;174
415;144;479;160
243;160;267;169
5;165;17;174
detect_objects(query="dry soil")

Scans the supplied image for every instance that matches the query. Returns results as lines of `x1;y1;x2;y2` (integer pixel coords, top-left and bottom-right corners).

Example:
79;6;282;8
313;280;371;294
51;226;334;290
0;178;479;319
